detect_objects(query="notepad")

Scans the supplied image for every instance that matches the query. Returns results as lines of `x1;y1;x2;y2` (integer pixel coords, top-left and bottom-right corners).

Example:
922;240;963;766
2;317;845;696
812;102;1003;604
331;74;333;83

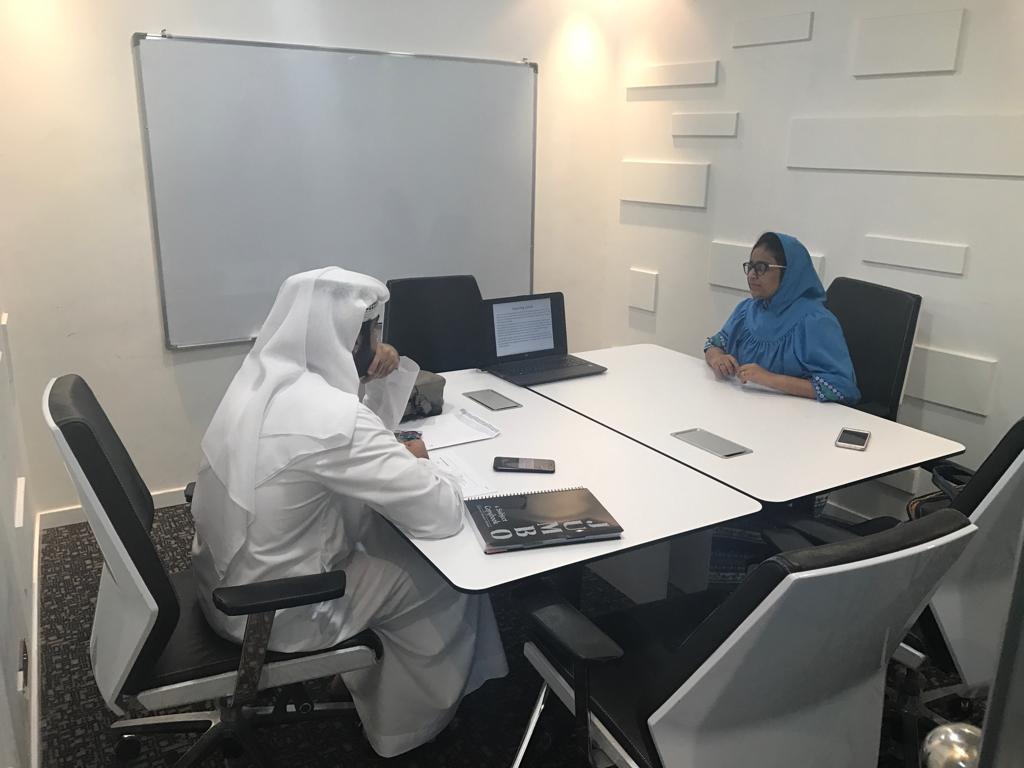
465;488;622;554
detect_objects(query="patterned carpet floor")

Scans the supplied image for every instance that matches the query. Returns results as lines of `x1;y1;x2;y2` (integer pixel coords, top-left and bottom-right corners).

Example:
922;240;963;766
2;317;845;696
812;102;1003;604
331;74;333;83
38;505;973;767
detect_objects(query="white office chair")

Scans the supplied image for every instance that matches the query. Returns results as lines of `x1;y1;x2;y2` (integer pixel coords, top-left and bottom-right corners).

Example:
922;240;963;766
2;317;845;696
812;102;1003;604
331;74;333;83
514;508;975;768
43;374;381;767
921;420;1024;693
781;419;1024;695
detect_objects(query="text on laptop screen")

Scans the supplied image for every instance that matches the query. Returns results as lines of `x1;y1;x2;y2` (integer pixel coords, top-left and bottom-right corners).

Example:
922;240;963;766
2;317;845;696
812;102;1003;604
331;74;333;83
493;298;555;357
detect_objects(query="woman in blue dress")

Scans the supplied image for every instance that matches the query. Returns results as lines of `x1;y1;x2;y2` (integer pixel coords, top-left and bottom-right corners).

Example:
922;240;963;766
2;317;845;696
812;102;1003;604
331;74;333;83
704;232;860;403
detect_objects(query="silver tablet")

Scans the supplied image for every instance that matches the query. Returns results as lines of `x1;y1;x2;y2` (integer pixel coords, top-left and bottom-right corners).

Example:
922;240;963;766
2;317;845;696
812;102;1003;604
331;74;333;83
463;389;522;411
671;428;751;458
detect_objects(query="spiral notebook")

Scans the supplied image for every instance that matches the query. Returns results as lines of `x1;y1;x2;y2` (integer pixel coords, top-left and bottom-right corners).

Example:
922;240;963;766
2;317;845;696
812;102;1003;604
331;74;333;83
465;487;622;554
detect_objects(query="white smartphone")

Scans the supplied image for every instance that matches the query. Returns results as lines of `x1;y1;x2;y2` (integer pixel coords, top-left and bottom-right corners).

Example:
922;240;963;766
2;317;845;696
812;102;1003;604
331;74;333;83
836;428;871;451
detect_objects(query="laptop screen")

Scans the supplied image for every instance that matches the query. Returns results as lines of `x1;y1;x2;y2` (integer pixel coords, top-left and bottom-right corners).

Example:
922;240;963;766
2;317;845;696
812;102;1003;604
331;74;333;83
492;297;555;357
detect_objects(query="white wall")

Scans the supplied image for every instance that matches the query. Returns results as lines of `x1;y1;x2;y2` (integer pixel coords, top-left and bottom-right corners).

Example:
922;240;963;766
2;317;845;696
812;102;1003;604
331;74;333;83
0;0;624;512
2;0;1022;513
0;318;32;766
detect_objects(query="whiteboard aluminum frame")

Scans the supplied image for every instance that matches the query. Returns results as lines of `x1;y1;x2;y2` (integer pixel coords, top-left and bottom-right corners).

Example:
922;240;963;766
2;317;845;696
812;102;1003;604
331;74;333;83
131;32;538;350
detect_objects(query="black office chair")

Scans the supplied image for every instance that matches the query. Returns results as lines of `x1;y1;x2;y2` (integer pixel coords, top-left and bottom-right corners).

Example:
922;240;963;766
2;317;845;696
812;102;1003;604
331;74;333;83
826;277;921;421
383;275;489;372
513;509;974;768
44;375;381;767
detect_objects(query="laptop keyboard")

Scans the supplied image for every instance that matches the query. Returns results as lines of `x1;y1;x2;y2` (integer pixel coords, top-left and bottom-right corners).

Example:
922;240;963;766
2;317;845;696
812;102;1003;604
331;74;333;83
500;357;588;376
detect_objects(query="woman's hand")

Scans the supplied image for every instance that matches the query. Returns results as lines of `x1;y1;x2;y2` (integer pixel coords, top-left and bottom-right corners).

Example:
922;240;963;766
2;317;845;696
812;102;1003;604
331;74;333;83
366;343;399;379
705;347;739;379
738;365;816;399
737;363;773;387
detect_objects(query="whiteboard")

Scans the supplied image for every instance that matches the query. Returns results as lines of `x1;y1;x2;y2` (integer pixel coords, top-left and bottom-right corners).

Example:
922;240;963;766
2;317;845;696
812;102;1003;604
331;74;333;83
133;35;536;348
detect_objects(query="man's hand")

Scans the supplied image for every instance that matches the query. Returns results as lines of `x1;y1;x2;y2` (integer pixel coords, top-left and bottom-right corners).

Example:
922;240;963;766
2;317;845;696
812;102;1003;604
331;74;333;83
737;363;773;387
705;347;739;379
366;342;399;379
403;438;429;459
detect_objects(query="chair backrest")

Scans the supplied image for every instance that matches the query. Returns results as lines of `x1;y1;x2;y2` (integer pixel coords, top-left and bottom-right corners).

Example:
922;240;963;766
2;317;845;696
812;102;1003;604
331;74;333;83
383;275;488;373
646;508;974;768
43;375;179;711
929;419;1024;689
976;501;1024;768
826;277;921;421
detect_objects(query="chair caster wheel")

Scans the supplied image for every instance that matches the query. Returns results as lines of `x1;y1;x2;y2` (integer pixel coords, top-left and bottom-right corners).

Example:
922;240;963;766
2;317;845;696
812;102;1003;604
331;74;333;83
114;735;142;763
956;697;976;719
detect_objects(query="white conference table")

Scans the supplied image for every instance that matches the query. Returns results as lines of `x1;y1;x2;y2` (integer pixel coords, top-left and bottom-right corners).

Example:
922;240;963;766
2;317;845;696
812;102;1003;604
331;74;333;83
406;369;760;592
530;344;965;504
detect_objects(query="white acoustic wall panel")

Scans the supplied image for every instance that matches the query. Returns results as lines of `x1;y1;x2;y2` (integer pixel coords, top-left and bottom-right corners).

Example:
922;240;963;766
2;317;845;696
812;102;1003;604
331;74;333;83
862;234;967;275
708;240;824;291
852;9;963;77
734;12;813;48
621;162;709;208
788;115;1024;177
628;268;659;312
709;241;756;290
672;112;738;137
627;61;719;89
906;346;997;416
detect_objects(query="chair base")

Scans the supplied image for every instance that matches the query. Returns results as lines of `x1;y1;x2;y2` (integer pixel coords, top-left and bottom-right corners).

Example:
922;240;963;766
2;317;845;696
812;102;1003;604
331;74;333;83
113;685;357;767
917;682;988;728
521;643;643;768
888;667;988;768
508;683;616;768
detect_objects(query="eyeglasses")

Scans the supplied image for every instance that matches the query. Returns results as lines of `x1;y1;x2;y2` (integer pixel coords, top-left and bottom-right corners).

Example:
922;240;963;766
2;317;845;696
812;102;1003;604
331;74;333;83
742;261;787;278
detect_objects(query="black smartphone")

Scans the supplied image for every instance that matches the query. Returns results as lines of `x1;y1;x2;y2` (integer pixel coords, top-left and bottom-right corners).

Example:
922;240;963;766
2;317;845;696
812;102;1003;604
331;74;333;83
493;456;556;473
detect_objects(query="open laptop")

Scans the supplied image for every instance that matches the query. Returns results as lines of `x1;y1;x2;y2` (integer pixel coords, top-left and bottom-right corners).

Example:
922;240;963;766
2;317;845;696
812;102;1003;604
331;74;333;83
484;292;606;386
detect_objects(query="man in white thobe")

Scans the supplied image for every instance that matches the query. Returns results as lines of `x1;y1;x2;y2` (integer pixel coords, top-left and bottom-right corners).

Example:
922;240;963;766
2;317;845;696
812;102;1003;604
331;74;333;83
190;267;508;757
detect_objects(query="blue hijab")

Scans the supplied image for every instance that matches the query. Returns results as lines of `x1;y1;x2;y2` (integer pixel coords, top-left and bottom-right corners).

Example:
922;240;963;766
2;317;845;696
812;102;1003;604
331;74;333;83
707;233;860;403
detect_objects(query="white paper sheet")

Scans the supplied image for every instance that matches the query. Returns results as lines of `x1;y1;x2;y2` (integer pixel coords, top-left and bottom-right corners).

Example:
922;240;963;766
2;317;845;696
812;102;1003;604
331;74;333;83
734;378;785;395
431;454;497;499
402;408;500;450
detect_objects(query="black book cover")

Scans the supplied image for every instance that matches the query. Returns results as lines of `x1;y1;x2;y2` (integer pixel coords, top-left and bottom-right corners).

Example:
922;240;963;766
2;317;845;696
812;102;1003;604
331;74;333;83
465;487;622;554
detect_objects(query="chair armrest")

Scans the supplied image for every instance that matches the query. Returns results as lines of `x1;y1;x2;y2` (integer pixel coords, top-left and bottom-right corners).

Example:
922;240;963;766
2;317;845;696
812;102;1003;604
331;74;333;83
517;583;621;766
517;586;622;662
762;527;815;554
919;458;971;476
787;517;862;545
766;516;902;552
213;571;347;616
893;642;927;671
930;461;973;499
